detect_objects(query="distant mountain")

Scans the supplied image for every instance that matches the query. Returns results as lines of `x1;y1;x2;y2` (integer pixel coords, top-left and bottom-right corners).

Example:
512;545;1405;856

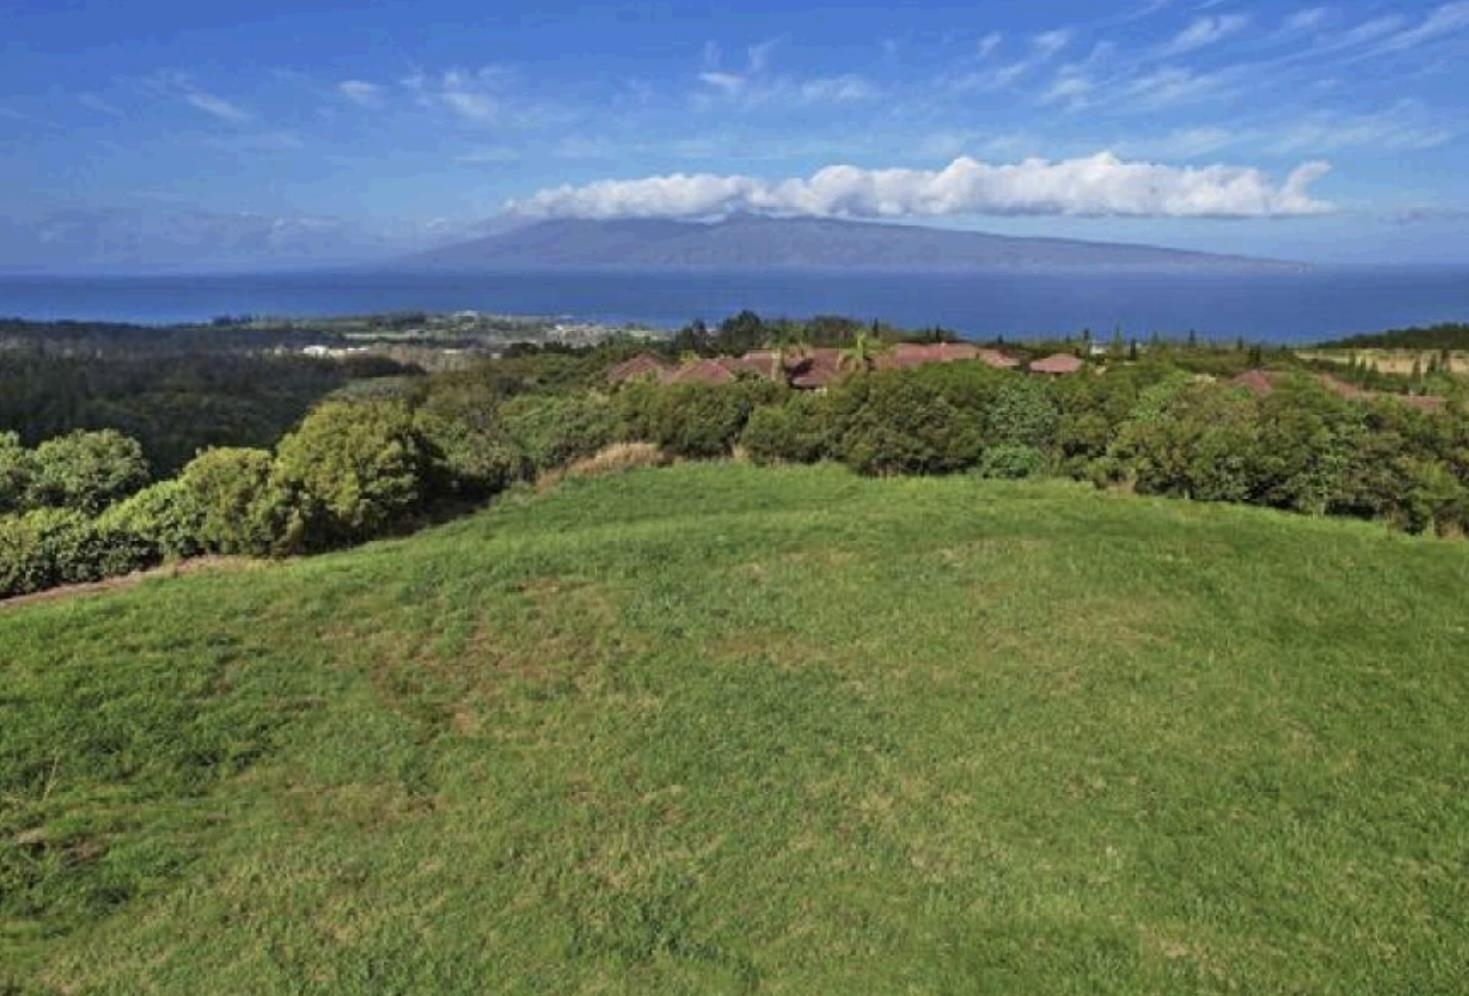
405;214;1306;273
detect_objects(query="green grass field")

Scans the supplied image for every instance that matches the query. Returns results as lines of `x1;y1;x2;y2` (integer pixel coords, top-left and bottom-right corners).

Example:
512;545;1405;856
3;463;1468;993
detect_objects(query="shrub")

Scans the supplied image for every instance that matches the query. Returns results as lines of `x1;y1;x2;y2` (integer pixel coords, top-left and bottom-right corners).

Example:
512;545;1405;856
0;431;31;515
830;373;983;476
986;379;1060;450
740;394;834;465
0;508;155;598
273;400;429;546
1111;384;1260;502
640;382;781;459
25;429;150;515
101;479;207;561
1253;380;1364;515
181;448;296;556
612;380;663;443
1393;457;1467;535
413;409;523;498
498;393;622;473
978;444;1047;480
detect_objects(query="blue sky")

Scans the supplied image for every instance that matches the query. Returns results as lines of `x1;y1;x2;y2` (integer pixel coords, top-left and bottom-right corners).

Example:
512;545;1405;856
2;0;1467;268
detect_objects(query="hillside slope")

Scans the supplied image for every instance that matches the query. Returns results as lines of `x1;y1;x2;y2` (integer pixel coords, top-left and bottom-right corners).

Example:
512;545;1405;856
3;464;1467;993
406;214;1303;273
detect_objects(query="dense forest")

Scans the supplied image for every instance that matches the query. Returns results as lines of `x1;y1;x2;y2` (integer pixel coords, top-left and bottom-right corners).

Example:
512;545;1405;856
0;319;417;474
1316;322;1469;350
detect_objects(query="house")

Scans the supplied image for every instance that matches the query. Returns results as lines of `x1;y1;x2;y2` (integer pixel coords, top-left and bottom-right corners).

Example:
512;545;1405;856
1028;353;1084;376
976;348;1021;370
1227;369;1276;395
726;351;787;380
787;348;845;389
663;358;738;385
606;353;671;384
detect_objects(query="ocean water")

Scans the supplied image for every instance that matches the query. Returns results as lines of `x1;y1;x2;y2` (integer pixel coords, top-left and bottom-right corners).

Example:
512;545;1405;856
2;267;1468;343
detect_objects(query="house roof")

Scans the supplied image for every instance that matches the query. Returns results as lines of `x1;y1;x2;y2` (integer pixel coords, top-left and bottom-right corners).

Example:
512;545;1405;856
977;348;1020;369
728;351;789;379
663;358;738;385
1228;369;1276;395
606;353;671;383
1029;353;1084;375
788;348;845;388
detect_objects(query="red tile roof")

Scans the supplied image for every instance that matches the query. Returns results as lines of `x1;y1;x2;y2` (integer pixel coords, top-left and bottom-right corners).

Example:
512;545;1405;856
606;353;671;384
1228;369;1276;395
977;348;1021;369
664;358;737;385
1029;353;1084;375
789;348;845;388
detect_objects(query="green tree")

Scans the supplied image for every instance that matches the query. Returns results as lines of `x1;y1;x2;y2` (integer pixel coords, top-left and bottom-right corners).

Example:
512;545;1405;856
26;429;149;515
273;400;429;546
0;431;32;515
181;448;295;555
830;374;982;476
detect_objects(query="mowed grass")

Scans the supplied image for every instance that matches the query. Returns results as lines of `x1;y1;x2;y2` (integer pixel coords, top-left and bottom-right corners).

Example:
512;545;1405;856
3;463;1468;994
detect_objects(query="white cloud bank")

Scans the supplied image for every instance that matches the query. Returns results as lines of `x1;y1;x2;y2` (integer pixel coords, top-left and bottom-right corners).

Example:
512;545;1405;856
507;154;1334;221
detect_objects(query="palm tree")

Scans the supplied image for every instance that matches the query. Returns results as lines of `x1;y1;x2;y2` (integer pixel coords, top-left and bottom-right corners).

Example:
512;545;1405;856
764;325;806;384
838;327;886;374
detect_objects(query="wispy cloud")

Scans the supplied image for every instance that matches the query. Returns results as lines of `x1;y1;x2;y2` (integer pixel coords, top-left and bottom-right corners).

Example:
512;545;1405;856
1270;101;1460;153
337;80;385;107
404;68;508;123
951;27;1072;92
1157;14;1250;56
694;39;878;107
978;32;1003;59
184;90;250;122
146;72;252;122
507;153;1334;221
1283;7;1329;33
78;93;124;117
1376;1;1469;53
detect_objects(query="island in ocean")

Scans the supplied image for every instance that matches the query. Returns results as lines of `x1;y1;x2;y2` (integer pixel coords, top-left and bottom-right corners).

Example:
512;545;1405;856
405;213;1306;274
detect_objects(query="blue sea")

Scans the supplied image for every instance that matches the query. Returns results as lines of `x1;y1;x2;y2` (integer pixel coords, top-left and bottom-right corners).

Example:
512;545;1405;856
2;267;1467;343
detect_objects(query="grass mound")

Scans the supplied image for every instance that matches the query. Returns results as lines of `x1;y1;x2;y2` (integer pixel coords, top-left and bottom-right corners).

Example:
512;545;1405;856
3;463;1467;993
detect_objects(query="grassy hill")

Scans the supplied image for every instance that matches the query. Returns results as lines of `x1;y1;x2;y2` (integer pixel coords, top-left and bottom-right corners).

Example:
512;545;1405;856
3;463;1468;993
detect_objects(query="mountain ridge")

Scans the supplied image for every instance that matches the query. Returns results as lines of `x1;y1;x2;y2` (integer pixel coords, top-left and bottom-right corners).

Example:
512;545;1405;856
405;214;1307;273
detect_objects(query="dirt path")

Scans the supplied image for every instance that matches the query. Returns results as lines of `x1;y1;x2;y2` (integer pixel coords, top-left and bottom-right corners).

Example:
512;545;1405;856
1;556;261;612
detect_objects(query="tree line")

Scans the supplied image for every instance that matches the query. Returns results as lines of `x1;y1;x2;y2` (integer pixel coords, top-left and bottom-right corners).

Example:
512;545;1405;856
5;344;1468;598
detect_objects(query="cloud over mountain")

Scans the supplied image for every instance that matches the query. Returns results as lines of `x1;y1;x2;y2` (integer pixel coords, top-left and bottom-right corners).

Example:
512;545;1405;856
507;154;1333;221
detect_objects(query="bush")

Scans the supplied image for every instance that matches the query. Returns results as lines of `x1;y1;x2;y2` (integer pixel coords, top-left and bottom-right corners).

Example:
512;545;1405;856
273;400;429;547
1111;384;1260;502
978;444;1047;480
101;479;207;561
498;393;622;473
413;409;523;499
180;448;297;556
986;379;1060;450
638;382;781;459
0;508;155;598
0;431;31;515
830;373;983;476
612;380;663;443
1253;380;1364;515
25;429;149;515
740;394;833;465
1394;457;1467;535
